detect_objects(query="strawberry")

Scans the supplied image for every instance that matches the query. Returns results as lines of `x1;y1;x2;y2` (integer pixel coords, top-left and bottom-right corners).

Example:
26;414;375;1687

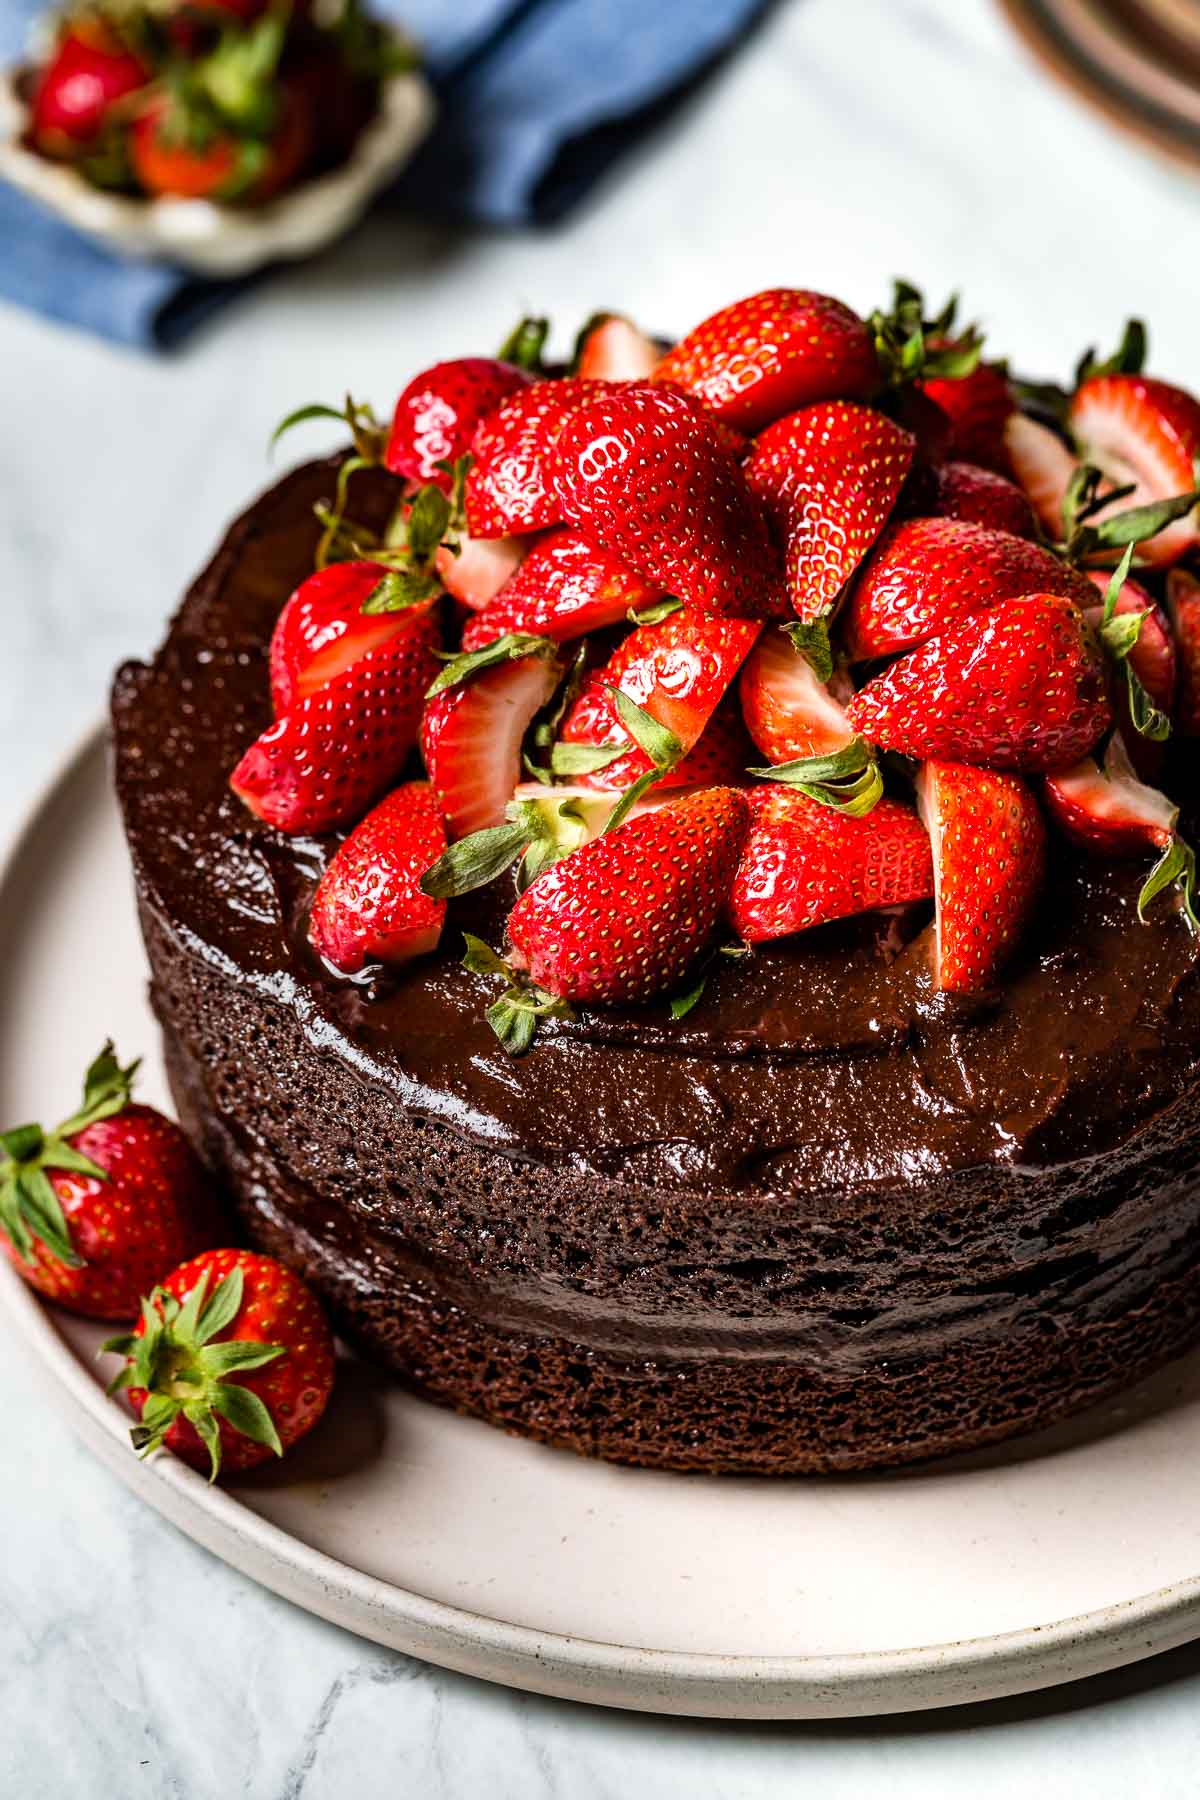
385;358;531;489
555;609;761;790
738;625;854;764
504;787;750;1004
269;560;433;713
651;289;879;433
460;528;661;651
309;782;447;974
465;378;608;537
842;518;1095;662
669;694;756;787
1084;570;1176;717
0;1045;219;1321
1003;412;1078;540
846;593;1111;772
129;87;312;202
729;786;932;943
231;607;441;833
917;761;1046;992
550;383;783;619
31;16;149;151
103;1249;334;1480
1043;735;1177;857
1167;568;1200;733
421;639;564;837
1068;374;1200;567
434;531;527;611
744;402;914;623
576;314;659;381
919;357;1013;470
927;460;1037;538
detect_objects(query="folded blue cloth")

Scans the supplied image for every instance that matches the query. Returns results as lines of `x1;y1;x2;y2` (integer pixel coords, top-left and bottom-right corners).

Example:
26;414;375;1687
0;0;770;349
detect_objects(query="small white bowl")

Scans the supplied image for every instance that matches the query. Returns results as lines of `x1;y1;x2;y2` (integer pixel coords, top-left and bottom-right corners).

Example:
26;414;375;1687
0;57;434;275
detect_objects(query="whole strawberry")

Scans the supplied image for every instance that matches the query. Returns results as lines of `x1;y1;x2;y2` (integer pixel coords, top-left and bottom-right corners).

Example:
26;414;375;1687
918;761;1046;991
926;461;1037;538
309;781;447;975
103;1249;335;1480
466;378;609;537
31;15;150;152
385;357;531;489
919;356;1014;470
0;1045;219;1321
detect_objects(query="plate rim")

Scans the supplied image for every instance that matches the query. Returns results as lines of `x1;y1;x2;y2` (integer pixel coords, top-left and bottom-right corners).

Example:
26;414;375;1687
5;721;1200;1718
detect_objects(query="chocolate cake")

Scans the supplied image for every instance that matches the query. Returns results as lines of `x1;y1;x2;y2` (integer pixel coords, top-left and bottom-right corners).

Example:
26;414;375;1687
111;454;1200;1475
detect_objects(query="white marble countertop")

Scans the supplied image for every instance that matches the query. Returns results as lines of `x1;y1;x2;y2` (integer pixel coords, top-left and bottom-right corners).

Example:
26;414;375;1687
5;0;1200;1790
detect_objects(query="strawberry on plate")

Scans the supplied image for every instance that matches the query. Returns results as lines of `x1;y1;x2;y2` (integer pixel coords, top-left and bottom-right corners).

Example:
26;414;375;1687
1043;734;1177;858
309;781;447;975
745;402;914;623
31;15;149;151
846;593;1111;772
465;379;608;537
385;358;531;489
919;357;1013;470
269;560;434;713
729;786;933;943
421;638;564;837
738;625;854;764
232;606;441;833
0;1044;218;1321
461;528;661;650
1068;374;1200;567
1167;568;1200;733
550;383;783;619
434;531;527;611
103;1249;334;1480
576;314;659;381
651;289;879;433
926;461;1037;538
917;761;1046;991
1003;412;1078;540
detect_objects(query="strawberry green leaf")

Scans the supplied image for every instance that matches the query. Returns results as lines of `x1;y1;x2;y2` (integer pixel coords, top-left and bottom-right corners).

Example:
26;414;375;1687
550;741;628;776
485;995;538;1056
1075;318;1147;386
627;596;684;627
603;686;683;771
1100;543;1136;627
196;1267;243;1343
498;315;550;373
1090;486;1200;552
16;1167;80;1268
461;933;513;980
783;617;834;684
209;1381;283;1458
669;971;708;1019
602;767;664;835
1139;836;1200;933
427;633;559;698
1126;667;1171;743
422;820;531;898
748;739;884;817
360;569;442;614
406;483;453;562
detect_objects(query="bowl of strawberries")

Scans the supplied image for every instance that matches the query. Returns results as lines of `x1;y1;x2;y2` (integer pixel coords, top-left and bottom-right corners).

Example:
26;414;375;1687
0;0;433;274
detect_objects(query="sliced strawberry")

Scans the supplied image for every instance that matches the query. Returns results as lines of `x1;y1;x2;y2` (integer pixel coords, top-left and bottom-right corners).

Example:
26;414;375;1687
434;531;527;611
917;761;1046;992
927;460;1037;538
744;402;914;622
1069;374;1200;567
919;358;1013;470
466;379;608;537
460;528;660;651
550;383;782;619
846;593;1111;772
669;694;755;787
1167;568;1200;733
651;289;878;433
738;625;854;764
577;315;659;381
269;561;430;714
385;358;531;489
308;782;447;974
421;647;563;838
231;609;441;834
729;787;932;943
1002;412;1077;540
842;518;1095;662
1043;736;1177;858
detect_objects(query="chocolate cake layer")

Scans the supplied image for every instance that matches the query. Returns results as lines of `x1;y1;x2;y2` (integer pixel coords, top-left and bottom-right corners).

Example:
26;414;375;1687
110;458;1200;1472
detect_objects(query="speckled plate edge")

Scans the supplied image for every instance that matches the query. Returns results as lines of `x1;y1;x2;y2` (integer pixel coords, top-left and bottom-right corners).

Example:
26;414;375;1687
4;724;1200;1720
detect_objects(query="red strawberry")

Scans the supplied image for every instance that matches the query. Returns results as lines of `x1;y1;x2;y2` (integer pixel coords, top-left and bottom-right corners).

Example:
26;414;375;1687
465;379;608;537
669;694;756;787
105;1249;334;1480
842;518;1095;662
385;358;530;489
550;383;783;619
31;16;149;151
0;1045;218;1321
556;609;761;790
269;561;432;713
919;357;1013;470
506;787;750;1003
232;608;441;833
576;314;659;381
1043;736;1177;857
738;625;854;763
130;89;312;202
917;761;1046;992
846;593;1111;772
729;787;933;943
927;460;1037;538
308;782;447;974
1002;412;1078;540
1084;570;1176;716
434;531;527;611
651;289;878;433
1069;374;1200;567
421;645;563;838
461;528;660;651
745;402;914;622
1168;568;1200;733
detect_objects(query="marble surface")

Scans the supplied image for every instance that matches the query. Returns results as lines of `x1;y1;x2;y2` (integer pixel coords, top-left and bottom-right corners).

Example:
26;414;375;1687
5;0;1200;1790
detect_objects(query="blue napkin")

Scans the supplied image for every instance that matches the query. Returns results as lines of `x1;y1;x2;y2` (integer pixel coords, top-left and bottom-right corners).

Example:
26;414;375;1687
0;0;771;349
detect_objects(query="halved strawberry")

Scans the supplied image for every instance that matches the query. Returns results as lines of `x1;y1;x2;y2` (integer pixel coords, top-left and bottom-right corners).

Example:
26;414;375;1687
269;561;430;714
1069;374;1200;567
308;782;447;974
232;610;441;834
927;461;1037;538
385;358;530;489
737;625;854;764
421;643;563;838
846;593;1111;772
1167;568;1200;733
842;518;1095;662
651;289;879;433
465;379;608;537
460;528;660;651
919;358;1013;470
1003;412;1077;539
550;383;782;619
729;786;932;943
917;761;1045;992
576;314;659;381
744;402;914;622
434;531;527;611
1043;735;1177;858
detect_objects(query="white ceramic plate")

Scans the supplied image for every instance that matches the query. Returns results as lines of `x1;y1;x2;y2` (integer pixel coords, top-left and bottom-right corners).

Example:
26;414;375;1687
0;61;434;275
5;727;1200;1720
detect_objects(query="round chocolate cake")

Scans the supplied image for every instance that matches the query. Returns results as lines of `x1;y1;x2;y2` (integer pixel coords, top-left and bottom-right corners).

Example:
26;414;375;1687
111;452;1200;1475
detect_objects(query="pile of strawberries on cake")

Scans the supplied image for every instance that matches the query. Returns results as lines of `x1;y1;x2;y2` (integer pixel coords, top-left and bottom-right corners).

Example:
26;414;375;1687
230;285;1200;1050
